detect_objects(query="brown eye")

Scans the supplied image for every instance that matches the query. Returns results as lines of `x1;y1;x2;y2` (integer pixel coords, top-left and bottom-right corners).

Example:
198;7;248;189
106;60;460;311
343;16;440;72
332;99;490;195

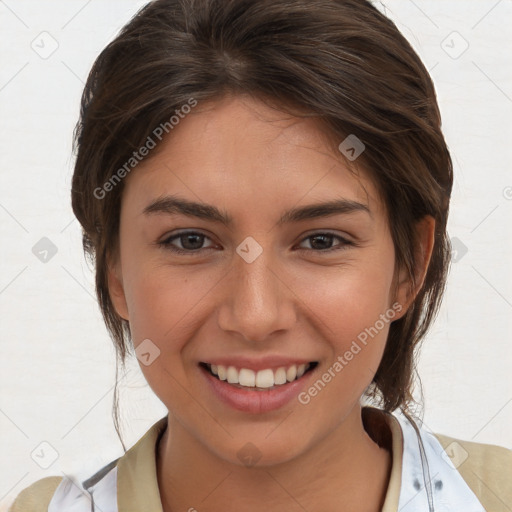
298;233;353;252
159;231;216;254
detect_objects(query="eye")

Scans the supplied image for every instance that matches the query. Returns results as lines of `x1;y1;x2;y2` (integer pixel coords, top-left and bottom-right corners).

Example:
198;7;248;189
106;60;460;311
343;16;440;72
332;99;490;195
157;230;354;255
297;232;354;252
158;231;217;255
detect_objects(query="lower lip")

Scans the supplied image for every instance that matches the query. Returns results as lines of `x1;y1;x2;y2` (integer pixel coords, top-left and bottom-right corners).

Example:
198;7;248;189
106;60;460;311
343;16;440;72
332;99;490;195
200;365;315;414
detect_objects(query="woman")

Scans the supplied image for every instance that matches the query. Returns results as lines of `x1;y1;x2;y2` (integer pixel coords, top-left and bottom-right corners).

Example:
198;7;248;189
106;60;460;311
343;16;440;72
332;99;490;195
10;0;511;511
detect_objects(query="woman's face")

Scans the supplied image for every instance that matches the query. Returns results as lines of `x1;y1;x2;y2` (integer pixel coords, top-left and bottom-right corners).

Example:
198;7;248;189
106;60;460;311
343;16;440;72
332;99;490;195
109;95;412;466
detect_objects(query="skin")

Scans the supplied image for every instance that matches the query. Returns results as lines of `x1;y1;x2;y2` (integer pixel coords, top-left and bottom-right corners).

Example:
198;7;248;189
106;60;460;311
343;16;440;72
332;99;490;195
108;95;435;511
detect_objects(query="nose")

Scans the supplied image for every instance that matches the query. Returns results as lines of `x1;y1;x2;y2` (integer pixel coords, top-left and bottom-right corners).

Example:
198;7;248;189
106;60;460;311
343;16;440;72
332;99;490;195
216;244;297;343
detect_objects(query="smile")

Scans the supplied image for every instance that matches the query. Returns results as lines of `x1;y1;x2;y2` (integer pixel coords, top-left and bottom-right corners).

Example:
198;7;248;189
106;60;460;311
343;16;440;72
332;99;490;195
199;360;319;413
201;362;317;390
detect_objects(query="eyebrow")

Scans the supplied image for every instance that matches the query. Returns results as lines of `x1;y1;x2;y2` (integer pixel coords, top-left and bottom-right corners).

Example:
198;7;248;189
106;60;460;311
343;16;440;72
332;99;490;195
142;194;370;226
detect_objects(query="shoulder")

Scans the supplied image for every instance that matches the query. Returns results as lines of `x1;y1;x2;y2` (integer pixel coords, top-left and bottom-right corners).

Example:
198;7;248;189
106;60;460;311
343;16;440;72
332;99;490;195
9;476;64;512
8;417;167;512
433;432;512;511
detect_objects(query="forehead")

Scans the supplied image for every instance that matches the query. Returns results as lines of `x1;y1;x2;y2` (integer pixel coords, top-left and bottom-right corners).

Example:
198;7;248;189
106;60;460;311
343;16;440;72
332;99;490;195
121;95;384;224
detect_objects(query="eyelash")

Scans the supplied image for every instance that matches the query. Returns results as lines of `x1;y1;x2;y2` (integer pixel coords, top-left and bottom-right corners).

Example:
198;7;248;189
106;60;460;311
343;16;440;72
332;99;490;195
157;231;354;255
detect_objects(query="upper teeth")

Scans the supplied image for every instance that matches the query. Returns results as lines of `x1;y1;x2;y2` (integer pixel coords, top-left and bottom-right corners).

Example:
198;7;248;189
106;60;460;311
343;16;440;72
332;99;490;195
208;363;310;388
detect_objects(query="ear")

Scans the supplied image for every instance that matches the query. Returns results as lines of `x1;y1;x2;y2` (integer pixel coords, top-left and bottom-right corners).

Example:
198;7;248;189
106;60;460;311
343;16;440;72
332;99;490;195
107;254;130;321
393;215;436;318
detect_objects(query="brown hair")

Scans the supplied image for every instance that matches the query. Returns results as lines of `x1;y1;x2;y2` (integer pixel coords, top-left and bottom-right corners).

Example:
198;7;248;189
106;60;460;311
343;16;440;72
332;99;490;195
71;0;453;449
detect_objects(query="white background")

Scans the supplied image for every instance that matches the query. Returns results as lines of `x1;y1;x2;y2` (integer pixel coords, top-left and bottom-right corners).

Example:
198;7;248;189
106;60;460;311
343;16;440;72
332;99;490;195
1;0;511;509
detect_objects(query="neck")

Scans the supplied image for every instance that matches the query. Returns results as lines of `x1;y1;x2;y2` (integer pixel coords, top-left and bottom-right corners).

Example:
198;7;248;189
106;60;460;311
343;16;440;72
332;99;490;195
156;405;392;512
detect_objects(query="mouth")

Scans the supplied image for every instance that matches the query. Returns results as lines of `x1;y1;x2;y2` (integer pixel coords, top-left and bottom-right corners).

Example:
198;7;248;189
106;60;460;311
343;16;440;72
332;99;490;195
199;361;319;391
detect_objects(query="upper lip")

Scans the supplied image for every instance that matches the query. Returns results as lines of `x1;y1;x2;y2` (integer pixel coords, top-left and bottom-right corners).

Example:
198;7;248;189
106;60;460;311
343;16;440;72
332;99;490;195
200;356;317;372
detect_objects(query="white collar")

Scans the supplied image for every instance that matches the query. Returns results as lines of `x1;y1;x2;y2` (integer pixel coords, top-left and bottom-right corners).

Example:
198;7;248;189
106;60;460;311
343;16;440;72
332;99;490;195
393;410;485;511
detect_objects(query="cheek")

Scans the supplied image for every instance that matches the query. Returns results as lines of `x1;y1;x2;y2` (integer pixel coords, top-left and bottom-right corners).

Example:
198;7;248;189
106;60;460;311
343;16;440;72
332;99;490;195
121;258;223;359
293;247;396;400
130;280;188;341
302;257;395;343
295;268;395;422
122;267;203;400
